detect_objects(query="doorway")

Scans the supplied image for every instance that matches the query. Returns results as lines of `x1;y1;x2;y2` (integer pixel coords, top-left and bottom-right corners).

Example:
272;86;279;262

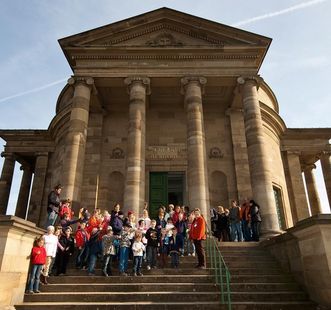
149;172;185;219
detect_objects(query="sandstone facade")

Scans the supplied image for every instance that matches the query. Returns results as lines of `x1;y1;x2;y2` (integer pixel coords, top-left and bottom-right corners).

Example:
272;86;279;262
0;8;330;236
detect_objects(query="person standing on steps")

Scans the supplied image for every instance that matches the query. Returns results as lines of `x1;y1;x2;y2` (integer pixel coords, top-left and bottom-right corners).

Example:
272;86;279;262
40;225;58;285
189;208;206;269
249;200;262;241
26;236;47;294
45;184;62;228
229;200;244;242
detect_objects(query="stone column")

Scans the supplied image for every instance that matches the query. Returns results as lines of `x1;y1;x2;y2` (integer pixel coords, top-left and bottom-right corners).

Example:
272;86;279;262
15;165;33;219
320;151;331;210
181;76;209;219
237;76;280;235
61;77;94;207
27;152;48;225
303;163;322;215
284;151;309;223
0;152;15;215
227;107;253;200
123;77;150;216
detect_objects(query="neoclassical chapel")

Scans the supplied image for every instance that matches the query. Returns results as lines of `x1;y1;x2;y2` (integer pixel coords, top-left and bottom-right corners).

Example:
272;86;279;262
0;8;330;236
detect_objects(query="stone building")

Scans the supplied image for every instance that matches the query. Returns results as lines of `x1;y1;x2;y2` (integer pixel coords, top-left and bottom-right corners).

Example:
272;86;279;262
0;8;330;237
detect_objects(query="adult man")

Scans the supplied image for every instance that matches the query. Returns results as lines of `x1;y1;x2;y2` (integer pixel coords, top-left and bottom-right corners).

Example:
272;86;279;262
189;208;206;269
45;184;62;228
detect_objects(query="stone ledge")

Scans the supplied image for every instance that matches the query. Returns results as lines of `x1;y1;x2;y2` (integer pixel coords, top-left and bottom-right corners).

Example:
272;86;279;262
0;216;45;235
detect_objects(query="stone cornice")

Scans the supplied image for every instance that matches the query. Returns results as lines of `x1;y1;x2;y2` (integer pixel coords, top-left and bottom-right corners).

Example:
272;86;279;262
260;103;287;137
71;53;259;61
282;128;331;140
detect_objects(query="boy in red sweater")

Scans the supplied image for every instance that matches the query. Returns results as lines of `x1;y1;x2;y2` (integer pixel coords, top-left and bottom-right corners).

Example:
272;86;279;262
27;236;47;294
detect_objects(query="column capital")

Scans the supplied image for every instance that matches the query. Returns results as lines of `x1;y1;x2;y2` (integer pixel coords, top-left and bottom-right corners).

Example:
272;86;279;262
68;76;94;86
20;164;31;171
302;163;316;172
124;76;151;95
237;75;264;89
180;76;207;94
68;76;95;92
1;152;14;160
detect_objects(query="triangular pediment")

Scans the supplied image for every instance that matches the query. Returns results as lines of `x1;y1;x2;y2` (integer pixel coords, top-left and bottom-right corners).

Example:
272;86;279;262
60;8;270;49
59;8;271;72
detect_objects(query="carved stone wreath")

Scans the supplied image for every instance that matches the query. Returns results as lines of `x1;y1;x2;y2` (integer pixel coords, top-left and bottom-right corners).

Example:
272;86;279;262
209;147;223;159
110;147;125;159
146;33;183;47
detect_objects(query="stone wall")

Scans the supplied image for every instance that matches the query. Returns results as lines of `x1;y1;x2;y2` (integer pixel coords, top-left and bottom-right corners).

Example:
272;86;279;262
0;216;45;308
262;214;331;307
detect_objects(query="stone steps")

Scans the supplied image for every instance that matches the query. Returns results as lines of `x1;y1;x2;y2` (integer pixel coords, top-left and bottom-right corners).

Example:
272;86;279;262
16;242;318;310
15;301;318;310
41;282;218;292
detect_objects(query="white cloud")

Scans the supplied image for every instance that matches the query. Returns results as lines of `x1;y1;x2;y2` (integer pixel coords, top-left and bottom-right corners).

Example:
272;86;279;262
232;0;329;27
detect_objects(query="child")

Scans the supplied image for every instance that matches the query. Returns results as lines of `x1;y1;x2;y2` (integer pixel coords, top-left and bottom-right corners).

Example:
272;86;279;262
75;222;90;269
102;226;117;276
165;218;175;237
169;228;183;268
175;212;187;256
41;225;58;285
186;211;196;256
87;227;102;275
59;199;73;220
145;219;159;270
26;236;46;294
142;209;151;230
158;228;169;268
119;223;134;276
56;227;75;275
132;232;145;276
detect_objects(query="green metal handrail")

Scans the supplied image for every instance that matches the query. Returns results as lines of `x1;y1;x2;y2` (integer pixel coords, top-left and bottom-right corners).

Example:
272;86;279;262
206;226;231;310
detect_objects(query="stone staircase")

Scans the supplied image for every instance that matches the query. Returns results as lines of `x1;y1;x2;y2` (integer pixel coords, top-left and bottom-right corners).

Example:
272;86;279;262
15;242;318;310
221;242;317;309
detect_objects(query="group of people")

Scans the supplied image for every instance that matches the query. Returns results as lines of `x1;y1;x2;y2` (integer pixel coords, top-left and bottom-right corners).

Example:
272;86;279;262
26;184;207;294
211;199;262;242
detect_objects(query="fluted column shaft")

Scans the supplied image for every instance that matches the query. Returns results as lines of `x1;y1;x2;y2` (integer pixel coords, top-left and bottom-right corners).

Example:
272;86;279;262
123;77;150;216
181;77;209;219
61;77;93;206
320;151;331;210
0;152;15;215
27;153;48;224
15;165;33;219
238;76;280;235
303;164;322;215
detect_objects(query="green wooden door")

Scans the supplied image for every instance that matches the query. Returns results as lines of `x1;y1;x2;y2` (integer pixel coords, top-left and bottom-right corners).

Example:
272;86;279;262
149;172;168;220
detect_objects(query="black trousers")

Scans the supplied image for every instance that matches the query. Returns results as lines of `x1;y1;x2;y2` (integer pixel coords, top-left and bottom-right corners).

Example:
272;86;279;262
193;239;205;267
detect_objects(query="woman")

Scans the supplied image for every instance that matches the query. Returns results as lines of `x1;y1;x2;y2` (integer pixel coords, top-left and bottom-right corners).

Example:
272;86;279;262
249;200;262;241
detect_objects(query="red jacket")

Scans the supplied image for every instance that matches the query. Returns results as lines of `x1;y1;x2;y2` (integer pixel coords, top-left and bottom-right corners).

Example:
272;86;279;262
30;246;47;265
75;229;90;248
189;216;206;240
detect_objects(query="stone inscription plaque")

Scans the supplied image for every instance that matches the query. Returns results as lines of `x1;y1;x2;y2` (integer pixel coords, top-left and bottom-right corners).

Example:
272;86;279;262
147;144;187;160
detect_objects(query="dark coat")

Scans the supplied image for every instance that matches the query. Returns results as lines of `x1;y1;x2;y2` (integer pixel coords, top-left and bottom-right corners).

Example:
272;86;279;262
47;190;61;213
169;234;183;253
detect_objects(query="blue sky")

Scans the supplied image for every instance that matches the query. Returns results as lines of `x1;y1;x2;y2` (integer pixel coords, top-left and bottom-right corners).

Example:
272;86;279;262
0;0;330;215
